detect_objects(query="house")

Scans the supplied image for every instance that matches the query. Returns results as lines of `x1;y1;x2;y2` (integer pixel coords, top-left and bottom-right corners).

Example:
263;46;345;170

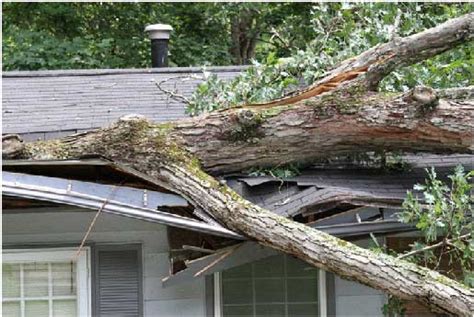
3;29;471;317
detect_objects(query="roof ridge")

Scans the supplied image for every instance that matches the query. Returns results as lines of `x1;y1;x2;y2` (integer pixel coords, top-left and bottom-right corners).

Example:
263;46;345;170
3;65;250;78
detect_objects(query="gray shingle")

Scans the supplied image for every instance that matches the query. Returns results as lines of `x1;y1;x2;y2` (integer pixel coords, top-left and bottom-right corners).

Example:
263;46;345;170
3;66;246;135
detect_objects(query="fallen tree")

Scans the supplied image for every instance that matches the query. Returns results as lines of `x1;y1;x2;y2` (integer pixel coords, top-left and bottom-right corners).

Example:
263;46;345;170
3;13;474;316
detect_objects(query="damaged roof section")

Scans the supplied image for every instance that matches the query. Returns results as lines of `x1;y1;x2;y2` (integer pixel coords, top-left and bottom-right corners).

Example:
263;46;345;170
161;154;472;286
3;154;472;286
3;171;242;240
234;154;473;220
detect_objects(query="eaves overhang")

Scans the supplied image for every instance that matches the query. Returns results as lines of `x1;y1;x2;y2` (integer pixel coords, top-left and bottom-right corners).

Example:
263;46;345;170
2;171;244;240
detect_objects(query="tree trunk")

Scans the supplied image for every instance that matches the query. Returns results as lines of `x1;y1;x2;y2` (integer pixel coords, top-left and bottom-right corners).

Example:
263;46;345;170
4;13;474;316
171;85;473;174
229;7;260;65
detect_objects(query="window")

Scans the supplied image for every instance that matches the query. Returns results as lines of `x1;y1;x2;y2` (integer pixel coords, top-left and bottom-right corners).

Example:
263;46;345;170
2;248;91;317
216;255;326;317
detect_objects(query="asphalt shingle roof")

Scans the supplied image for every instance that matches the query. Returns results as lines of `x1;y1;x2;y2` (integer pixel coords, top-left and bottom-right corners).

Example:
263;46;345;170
2;66;246;140
4;66;473;217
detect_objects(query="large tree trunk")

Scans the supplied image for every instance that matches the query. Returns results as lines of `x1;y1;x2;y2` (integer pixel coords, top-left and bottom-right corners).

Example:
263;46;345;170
171;85;473;174
4;13;474;316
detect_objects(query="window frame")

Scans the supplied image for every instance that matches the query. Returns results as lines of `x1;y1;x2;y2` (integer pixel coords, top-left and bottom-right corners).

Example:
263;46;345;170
3;247;91;317
213;259;327;317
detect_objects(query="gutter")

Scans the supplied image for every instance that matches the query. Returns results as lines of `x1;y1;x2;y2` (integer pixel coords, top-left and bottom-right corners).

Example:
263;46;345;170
3;171;243;240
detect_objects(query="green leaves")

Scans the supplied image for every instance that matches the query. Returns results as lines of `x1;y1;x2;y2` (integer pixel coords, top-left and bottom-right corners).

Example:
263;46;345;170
399;165;473;286
187;57;302;115
247;163;301;179
3;2;472;86
2;2;317;70
187;3;472;115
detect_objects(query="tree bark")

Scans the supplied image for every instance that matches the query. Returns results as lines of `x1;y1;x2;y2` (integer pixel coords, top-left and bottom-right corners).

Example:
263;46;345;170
171;85;473;174
4;13;474;316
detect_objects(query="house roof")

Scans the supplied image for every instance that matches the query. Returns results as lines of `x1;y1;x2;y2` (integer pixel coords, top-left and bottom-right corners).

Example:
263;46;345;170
2;66;246;141
3;66;473;284
235;154;473;219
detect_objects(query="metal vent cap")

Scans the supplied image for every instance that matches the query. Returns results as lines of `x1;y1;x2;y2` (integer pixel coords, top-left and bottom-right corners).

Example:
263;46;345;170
145;24;173;40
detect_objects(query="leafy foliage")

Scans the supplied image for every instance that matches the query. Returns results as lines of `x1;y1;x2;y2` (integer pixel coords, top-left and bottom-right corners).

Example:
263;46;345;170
3;26;122;70
247;163;301;179
398;166;473;287
187;3;473;115
2;2;315;70
380;166;473;315
187;55;299;115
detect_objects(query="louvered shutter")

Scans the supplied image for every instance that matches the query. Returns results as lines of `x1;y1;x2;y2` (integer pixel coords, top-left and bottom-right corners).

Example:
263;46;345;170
95;246;142;317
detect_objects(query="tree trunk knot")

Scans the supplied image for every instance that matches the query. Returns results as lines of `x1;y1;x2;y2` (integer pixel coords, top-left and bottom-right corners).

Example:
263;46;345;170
237;109;260;126
116;114;151;132
403;86;439;110
227;109;263;142
2;134;25;159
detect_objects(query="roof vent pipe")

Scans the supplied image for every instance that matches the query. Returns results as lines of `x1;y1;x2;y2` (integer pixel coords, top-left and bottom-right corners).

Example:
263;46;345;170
145;24;173;68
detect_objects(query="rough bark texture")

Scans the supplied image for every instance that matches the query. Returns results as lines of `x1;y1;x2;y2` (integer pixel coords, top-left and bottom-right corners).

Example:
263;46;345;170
171;85;473;174
4;13;474;316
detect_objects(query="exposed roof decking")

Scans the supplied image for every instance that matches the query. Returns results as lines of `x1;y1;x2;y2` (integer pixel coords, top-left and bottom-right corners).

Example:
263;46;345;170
2;66;245;138
236;154;474;217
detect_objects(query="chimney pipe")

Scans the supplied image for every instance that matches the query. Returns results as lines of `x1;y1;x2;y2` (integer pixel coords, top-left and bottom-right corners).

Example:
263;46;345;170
145;24;173;68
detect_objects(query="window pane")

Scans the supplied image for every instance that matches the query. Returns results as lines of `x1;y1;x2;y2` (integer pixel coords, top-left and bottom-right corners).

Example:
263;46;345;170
222;305;253;317
222;279;253;305
223;263;252;279
52;262;76;296
221;255;321;317
24;263;49;297
253;256;284;278
288;303;319;316
25;300;49;317
254;278;285;303
3;264;21;298
286;256;318;278
255;303;285;317
287;278;318;303
3;301;21;317
53;299;77;317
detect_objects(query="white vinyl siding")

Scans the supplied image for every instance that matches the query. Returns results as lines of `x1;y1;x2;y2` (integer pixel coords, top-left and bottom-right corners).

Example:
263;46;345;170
2;248;91;317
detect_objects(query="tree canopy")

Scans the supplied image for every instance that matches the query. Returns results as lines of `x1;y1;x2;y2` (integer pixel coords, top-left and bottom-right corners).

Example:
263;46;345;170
3;2;472;77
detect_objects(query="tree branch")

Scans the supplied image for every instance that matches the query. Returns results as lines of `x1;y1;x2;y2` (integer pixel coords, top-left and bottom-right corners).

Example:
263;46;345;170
397;233;471;260
5;86;474;172
249;12;473;108
7;115;473;315
353;12;473;89
167;86;474;174
152;76;201;105
437;85;474;100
